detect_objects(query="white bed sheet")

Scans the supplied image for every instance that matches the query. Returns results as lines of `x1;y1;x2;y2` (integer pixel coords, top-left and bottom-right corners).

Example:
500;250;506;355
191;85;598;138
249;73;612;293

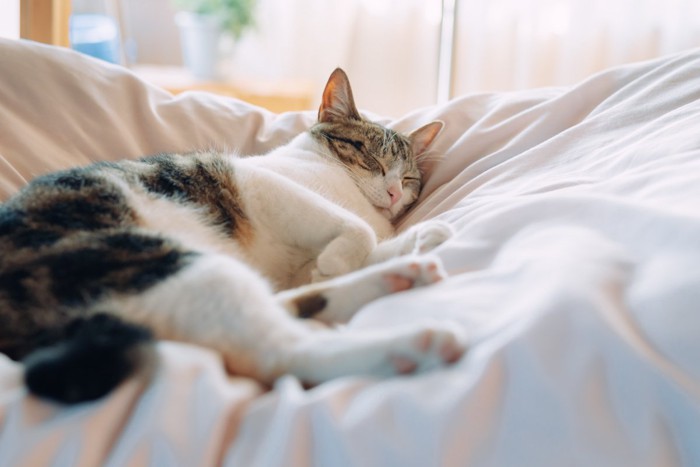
229;51;700;467
1;40;699;466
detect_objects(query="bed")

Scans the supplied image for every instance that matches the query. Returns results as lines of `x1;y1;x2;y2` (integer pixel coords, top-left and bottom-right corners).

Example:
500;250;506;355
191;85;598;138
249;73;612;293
1;38;699;466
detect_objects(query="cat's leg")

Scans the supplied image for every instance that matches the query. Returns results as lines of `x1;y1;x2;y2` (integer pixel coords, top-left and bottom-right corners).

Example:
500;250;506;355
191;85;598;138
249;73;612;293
365;220;455;265
276;254;447;325
114;253;464;383
113;253;313;379
283;320;466;383
237;167;377;281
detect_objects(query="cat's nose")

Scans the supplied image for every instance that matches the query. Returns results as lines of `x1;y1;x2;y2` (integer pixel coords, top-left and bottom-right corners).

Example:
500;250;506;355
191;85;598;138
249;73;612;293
387;185;403;206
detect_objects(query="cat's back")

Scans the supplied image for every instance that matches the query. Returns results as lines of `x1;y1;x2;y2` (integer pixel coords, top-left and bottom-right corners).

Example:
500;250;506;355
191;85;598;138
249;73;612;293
4;153;252;246
0;163;137;254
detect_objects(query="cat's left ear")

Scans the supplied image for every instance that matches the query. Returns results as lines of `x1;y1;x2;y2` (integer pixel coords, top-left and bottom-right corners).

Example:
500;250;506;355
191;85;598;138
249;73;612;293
408;121;444;173
318;68;362;123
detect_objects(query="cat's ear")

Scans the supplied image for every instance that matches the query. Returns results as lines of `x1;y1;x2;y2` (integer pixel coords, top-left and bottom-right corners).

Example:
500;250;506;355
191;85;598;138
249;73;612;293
318;68;362;123
408;121;444;173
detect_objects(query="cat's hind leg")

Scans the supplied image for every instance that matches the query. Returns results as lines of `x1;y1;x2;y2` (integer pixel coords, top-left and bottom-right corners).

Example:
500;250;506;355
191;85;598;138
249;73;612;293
276;254;447;325
283;320;466;383
114;252;464;384
275;255;466;383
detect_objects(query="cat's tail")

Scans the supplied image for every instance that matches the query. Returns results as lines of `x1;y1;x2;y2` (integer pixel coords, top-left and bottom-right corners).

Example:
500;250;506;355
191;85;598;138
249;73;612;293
23;313;156;404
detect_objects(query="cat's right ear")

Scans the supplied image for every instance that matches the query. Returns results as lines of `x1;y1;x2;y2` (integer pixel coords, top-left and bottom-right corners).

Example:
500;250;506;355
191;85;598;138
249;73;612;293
409;120;445;175
318;68;362;123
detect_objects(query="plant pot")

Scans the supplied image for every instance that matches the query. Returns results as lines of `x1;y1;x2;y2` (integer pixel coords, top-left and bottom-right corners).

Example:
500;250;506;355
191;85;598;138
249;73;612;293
175;12;222;80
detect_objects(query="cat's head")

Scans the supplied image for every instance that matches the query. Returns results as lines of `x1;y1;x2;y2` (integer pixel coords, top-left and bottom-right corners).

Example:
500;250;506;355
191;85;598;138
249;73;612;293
310;68;444;220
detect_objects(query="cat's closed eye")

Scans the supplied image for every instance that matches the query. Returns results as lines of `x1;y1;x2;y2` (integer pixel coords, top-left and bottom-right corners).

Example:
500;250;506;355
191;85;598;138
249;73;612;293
370;156;387;176
349;140;364;151
325;134;364;152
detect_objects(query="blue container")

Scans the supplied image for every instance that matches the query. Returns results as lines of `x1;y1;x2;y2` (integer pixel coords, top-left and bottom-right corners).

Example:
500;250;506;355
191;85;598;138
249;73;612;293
70;14;120;64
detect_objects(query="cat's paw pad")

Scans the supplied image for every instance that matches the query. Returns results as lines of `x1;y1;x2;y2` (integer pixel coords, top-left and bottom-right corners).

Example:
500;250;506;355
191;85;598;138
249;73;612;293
383;274;415;293
413;220;455;254
381;256;447;292
389;323;466;374
409;258;447;284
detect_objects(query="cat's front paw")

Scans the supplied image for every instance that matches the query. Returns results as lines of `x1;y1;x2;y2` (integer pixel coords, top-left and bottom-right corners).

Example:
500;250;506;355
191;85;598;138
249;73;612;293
411;220;455;254
381;255;447;293
312;246;365;282
388;322;466;374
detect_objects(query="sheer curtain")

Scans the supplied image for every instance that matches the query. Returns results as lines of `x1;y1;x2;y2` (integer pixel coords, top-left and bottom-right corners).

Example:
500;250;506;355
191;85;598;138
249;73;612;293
224;0;700;116
229;0;442;117
452;0;700;96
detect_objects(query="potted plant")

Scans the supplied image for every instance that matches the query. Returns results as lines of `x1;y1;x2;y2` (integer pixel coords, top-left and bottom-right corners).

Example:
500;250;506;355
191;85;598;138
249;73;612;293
173;0;256;79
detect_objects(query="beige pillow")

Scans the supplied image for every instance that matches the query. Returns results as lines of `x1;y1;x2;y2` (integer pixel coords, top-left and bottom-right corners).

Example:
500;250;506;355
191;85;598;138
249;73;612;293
0;39;314;201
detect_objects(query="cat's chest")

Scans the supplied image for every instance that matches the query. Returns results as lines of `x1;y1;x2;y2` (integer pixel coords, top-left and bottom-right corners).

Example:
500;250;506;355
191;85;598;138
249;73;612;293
243;152;393;238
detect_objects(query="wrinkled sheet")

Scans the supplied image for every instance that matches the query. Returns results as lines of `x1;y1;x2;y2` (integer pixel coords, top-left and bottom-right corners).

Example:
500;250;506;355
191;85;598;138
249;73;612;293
1;39;699;466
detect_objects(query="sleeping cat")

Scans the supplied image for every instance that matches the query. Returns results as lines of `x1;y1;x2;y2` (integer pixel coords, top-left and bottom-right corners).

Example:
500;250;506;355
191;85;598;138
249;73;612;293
0;68;464;404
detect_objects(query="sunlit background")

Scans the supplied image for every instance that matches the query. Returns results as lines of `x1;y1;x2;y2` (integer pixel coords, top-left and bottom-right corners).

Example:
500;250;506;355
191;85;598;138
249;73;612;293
3;0;700;116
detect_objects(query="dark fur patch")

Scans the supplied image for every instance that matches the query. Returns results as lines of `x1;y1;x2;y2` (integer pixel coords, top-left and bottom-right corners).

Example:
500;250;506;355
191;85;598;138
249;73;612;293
0;231;192;310
23;313;153;403
136;153;251;239
33;196;120;230
1;167;137;251
138;153;191;198
50;233;191;306
51;171;100;190
294;293;329;319
0;207;24;236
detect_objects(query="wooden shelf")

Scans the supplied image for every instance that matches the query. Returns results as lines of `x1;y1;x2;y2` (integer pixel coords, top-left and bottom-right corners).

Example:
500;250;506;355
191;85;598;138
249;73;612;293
20;0;71;46
132;65;315;114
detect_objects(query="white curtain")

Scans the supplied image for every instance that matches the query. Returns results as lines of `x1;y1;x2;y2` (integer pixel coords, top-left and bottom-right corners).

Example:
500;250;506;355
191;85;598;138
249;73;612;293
207;0;700;116
452;0;700;96
229;0;442;117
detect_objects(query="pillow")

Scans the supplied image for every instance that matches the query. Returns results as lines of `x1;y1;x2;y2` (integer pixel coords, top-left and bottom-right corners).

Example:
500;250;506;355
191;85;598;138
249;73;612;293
0;39;314;200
